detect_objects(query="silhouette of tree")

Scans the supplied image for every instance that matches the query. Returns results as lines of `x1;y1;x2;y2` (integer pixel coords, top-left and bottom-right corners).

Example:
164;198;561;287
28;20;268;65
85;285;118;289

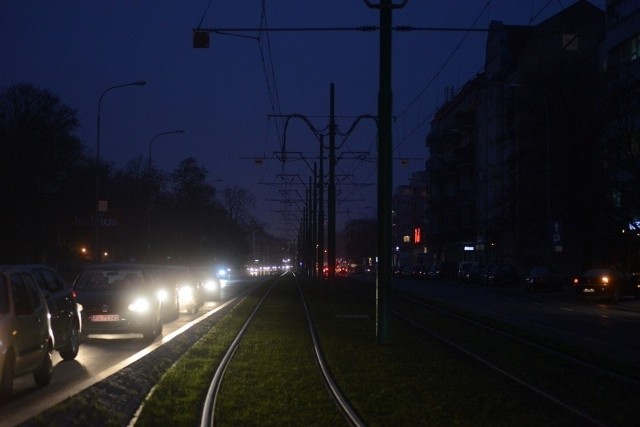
0;83;89;262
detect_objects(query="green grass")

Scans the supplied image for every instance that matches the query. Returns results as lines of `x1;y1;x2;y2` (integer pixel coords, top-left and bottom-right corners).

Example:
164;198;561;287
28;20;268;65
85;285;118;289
135;275;640;426
134;291;263;426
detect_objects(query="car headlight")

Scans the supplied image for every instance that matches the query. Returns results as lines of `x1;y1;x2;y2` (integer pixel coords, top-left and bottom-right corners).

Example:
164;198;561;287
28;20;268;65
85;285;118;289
204;280;218;291
179;286;195;302
157;289;169;302
129;297;151;313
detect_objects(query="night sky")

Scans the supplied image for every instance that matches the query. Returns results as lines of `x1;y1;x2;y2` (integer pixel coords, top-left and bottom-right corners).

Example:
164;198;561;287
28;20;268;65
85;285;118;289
1;1;597;238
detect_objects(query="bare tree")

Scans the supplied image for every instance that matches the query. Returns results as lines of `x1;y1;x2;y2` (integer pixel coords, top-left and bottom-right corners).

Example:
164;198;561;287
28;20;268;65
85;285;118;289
222;185;255;226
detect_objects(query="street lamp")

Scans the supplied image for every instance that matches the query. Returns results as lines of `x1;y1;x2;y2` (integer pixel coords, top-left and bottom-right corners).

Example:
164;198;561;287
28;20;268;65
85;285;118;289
95;80;146;260
148;129;185;168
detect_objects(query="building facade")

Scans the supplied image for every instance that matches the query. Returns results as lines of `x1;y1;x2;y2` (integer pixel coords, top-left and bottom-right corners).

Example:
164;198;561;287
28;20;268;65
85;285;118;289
421;1;608;272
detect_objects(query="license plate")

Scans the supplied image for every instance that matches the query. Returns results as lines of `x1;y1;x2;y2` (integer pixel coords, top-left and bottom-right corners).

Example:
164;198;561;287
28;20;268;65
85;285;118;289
90;314;120;322
582;288;595;294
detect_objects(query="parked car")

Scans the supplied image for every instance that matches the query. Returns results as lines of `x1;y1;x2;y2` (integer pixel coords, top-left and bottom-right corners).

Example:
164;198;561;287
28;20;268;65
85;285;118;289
0;265;54;398
426;265;438;280
523;266;562;292
412;264;428;279
25;264;82;360
73;264;162;341
479;264;496;285
392;265;411;278
457;262;479;283
487;264;520;287
436;261;458;281
572;268;639;302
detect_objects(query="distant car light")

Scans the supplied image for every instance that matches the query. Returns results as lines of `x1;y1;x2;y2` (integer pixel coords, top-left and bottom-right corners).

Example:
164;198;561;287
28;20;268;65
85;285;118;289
601;276;609;285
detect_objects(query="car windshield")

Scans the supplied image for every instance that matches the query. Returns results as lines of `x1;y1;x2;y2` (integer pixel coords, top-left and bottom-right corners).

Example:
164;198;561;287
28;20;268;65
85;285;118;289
76;269;145;290
583;269;613;278
0;277;8;313
531;267;549;275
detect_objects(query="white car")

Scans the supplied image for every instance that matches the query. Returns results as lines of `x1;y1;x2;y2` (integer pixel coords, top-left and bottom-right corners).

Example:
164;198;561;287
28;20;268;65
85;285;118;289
0;265;55;398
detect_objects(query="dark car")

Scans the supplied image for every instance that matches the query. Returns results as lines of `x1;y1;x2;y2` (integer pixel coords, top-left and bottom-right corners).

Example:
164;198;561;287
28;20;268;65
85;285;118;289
412;264;428;279
147;265;180;322
73;264;162;341
572;268;639;302
487;264;520;287
191;266;222;301
436;261;458;281
457;262;479;283
524;266;562;292
0;265;54;398
25;264;81;360
178;266;205;314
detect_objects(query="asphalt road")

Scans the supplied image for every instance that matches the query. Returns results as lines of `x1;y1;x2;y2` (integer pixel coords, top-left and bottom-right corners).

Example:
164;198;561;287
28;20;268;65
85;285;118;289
390;276;640;370
0;278;255;427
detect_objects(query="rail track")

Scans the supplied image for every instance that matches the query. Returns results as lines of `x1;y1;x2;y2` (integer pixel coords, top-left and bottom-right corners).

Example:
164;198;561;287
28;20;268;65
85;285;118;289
199;272;363;427
390;289;640;427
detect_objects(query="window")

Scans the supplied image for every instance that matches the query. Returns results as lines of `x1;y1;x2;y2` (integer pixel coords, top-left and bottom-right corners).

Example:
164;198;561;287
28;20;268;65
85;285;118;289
11;273;34;315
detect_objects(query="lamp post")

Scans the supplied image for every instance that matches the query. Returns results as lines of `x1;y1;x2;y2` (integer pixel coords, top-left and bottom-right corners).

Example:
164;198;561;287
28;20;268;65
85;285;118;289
148;129;185;168
95;80;146;260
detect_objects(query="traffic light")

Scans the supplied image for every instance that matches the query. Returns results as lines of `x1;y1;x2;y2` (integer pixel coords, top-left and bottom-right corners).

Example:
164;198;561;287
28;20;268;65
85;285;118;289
193;30;210;48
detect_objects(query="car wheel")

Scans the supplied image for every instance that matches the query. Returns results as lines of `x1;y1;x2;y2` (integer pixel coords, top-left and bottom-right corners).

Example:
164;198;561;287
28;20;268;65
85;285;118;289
143;315;162;342
0;353;15;399
610;288;620;303
33;344;53;387
59;321;80;361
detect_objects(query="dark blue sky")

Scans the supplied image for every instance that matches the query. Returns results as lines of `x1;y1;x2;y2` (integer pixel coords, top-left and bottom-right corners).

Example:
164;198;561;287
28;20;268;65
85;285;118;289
1;1;596;238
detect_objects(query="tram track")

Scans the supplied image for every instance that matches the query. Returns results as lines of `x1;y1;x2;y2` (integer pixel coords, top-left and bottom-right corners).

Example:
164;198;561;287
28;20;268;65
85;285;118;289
200;272;363;427
391;290;640;427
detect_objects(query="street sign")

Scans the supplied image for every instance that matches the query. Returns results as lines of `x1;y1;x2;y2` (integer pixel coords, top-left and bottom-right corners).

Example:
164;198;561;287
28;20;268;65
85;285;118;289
551;220;563;247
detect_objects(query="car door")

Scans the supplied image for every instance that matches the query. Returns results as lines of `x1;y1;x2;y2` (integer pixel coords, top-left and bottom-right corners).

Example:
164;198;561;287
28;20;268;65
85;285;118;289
31;267;70;342
10;272;46;373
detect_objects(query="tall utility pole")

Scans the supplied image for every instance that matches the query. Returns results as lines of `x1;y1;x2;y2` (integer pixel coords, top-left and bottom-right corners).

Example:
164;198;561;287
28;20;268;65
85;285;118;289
328;83;337;287
317;137;325;279
365;0;408;343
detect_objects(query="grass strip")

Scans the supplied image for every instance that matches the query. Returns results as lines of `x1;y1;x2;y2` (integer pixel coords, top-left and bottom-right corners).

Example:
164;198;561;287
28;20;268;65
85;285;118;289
304;281;600;426
134;289;265;426
214;276;345;426
136;275;639;426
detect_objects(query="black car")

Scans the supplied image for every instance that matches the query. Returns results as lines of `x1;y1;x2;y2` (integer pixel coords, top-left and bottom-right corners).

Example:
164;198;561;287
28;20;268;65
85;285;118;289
572;268;639;302
524;266;562;292
487;264;519;287
147;265;180;322
73;264;162;341
166;265;204;314
25;264;81;360
191;266;221;301
436;261;458;281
